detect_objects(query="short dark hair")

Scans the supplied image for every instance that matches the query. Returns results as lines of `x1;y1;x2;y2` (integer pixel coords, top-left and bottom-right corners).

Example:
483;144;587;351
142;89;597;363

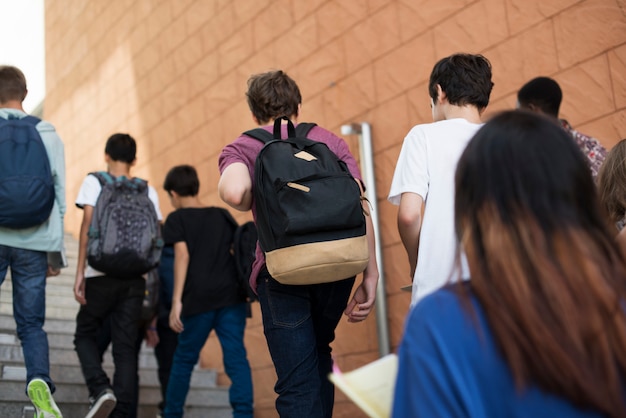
163;165;200;197
105;133;136;163
517;77;562;117
428;53;494;111
246;70;302;125
0;65;27;104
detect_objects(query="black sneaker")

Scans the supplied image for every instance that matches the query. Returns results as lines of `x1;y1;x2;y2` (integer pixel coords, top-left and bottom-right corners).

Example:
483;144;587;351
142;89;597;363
85;388;116;418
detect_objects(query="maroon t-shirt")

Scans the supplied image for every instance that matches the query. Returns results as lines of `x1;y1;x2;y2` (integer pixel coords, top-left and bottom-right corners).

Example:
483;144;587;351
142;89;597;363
218;123;363;293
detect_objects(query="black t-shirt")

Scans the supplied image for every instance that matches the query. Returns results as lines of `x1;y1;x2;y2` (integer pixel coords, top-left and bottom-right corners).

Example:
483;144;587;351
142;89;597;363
162;207;244;317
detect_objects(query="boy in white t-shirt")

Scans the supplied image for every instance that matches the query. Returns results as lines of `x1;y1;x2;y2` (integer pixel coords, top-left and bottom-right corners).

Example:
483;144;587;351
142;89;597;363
388;53;494;307
73;133;162;418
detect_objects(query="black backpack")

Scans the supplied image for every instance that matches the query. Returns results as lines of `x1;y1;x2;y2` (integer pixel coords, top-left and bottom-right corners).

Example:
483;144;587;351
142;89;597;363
87;171;163;278
0;115;55;229
243;116;369;285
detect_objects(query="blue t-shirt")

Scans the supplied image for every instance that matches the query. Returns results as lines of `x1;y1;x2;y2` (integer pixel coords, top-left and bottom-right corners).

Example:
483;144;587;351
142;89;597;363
392;285;607;418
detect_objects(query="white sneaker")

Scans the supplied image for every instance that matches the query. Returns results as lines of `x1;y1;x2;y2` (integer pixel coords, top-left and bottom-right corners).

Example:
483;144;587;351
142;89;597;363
85;388;116;418
27;378;63;418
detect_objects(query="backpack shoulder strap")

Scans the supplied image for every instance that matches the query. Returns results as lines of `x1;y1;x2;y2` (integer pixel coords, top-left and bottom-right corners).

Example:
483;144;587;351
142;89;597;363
88;171;113;185
21;115;41;126
243;128;274;144
295;122;317;138
130;177;148;186
0;114;41;126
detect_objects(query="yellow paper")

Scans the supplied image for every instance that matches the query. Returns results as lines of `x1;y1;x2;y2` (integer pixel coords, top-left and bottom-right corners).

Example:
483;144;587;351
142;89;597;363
328;354;398;418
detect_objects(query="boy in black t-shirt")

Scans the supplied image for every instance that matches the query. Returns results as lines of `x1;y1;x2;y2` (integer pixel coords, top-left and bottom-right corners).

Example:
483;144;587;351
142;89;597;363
161;164;253;418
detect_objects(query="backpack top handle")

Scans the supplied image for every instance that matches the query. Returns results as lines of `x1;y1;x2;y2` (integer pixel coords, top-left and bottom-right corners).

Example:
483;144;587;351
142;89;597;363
273;116;296;139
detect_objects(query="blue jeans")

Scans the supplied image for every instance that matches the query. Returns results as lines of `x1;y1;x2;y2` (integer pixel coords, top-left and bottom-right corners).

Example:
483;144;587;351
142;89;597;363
257;269;355;418
74;275;145;418
0;245;54;394
164;303;253;418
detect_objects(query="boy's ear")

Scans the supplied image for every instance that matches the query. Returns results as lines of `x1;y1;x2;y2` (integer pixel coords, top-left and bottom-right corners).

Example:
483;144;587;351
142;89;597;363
436;84;447;103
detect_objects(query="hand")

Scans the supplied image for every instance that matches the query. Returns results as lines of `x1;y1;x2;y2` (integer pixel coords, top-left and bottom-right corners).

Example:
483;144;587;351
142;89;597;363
169;301;184;333
344;272;378;323
144;327;159;347
74;272;87;305
47;265;61;277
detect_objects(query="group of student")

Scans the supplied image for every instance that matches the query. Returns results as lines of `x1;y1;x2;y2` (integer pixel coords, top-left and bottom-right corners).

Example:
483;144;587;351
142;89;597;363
1;47;626;418
0;66;253;418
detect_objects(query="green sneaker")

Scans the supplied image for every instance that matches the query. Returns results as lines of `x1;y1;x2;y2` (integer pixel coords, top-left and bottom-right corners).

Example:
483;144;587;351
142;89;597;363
27;378;63;418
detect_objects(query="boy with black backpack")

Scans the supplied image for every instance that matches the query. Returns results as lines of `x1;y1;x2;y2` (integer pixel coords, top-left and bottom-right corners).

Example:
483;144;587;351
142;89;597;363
73;133;163;418
0;65;66;418
218;70;379;417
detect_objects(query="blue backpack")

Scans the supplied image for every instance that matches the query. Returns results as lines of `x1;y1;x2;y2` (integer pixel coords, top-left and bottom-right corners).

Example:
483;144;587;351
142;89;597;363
0;115;55;229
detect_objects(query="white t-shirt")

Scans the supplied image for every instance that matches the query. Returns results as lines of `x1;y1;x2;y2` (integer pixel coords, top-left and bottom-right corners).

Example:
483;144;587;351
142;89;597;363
388;119;483;306
75;174;163;278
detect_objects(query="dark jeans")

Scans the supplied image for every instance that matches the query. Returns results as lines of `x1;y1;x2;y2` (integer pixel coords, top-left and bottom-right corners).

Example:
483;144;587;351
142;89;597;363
74;275;145;418
0;245;54;394
257;269;355;418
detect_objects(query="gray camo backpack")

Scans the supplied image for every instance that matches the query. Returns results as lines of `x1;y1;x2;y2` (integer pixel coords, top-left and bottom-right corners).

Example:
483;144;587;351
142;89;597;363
87;171;163;278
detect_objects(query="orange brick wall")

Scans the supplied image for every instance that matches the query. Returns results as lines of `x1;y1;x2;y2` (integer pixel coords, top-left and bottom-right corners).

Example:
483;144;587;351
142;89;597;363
44;0;626;416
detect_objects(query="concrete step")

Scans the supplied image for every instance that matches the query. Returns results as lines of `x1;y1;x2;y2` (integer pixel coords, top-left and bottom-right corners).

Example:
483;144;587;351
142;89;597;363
0;325;219;390
0;375;229;405
1;361;218;390
0;378;230;418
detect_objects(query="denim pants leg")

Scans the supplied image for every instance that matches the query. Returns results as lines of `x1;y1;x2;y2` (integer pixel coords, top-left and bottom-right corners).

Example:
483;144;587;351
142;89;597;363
257;270;355;418
0;245;53;393
163;311;214;418
214;303;253;418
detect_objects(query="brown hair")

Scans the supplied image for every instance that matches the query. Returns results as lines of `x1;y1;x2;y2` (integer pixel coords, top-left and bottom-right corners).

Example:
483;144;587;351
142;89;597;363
246;70;301;125
0;65;27;104
597;139;626;226
456;111;626;417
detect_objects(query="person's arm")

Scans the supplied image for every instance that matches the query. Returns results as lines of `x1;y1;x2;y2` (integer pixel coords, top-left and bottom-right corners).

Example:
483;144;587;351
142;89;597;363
74;205;93;305
344;180;380;322
218;162;253;211
344;209;380;322
398;192;424;279
169;240;190;333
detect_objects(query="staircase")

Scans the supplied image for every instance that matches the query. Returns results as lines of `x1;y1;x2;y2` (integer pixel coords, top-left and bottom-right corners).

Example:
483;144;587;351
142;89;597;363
0;234;232;417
